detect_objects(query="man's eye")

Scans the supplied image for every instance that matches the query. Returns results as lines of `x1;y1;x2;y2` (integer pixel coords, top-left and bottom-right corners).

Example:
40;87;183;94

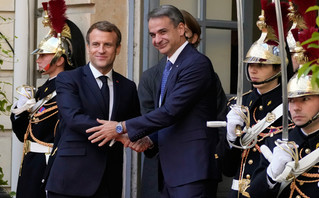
303;97;310;101
160;30;167;35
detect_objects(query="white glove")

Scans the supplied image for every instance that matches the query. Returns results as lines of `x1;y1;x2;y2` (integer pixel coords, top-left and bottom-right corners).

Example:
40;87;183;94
226;106;245;141
260;145;273;163
267;143;293;181
16;86;33;108
11;86;36;115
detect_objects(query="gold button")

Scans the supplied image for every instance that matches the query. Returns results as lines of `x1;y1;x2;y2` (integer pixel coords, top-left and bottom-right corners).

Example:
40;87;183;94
259;105;263;111
246;174;251;179
305;148;311;154
270;133;274;137
296;195;301;198
252;148;257;152
248;160;253;165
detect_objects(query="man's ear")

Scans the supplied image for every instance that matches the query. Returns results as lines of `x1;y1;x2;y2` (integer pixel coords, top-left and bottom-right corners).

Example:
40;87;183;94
56;56;66;67
178;22;185;37
116;44;121;55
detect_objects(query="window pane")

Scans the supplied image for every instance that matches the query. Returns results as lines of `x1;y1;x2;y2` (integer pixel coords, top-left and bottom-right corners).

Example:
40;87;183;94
160;0;199;18
206;0;232;20
205;28;233;94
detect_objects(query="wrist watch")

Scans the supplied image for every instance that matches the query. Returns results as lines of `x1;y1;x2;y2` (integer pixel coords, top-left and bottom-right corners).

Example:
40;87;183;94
116;122;124;134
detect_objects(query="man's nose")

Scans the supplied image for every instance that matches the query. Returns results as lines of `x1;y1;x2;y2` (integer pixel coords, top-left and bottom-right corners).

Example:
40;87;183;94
249;65;258;73
292;102;302;111
154;34;162;44
36;57;40;63
98;45;105;53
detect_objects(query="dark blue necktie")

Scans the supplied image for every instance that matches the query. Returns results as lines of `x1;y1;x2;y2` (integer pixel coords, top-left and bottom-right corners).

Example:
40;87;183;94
160;60;172;105
99;76;109;120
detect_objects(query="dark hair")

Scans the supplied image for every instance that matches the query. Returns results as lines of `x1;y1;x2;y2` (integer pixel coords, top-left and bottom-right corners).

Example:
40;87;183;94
180;10;201;47
86;21;122;47
148;5;184;27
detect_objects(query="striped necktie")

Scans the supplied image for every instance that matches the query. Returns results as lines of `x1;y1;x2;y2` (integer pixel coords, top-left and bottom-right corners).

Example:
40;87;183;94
160;60;172;105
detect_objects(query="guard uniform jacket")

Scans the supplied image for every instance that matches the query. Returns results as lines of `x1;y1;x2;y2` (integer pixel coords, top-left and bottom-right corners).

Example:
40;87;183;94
223;85;290;198
11;79;58;198
249;127;319;198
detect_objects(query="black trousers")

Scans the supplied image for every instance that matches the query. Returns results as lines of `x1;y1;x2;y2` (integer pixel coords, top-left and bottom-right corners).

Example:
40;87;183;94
160;179;218;198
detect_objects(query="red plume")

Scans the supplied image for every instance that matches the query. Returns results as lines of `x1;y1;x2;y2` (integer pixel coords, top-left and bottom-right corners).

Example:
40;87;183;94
293;0;317;28
299;27;319;62
261;0;268;11
42;2;48;11
48;0;67;36
264;2;290;45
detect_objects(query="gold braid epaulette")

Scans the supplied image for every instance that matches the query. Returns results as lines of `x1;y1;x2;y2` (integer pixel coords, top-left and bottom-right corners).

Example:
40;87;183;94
227;90;253;106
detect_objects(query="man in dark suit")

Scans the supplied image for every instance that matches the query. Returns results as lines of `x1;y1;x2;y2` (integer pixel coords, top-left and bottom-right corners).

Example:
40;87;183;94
10;2;86;197
45;21;140;198
87;5;220;198
138;10;227;197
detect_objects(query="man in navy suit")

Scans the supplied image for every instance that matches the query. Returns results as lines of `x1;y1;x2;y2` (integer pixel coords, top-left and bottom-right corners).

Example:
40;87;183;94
87;5;220;198
45;21;140;198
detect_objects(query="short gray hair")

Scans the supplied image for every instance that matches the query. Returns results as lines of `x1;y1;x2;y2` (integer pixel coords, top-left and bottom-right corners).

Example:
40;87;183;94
148;5;185;27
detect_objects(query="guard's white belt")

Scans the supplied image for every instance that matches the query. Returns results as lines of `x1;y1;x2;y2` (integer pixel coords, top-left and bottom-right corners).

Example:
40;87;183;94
231;179;239;191
27;141;53;154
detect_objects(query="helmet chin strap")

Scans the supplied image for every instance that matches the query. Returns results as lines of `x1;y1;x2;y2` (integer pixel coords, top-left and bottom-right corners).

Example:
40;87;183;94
246;71;282;85
39;63;51;73
296;111;319;128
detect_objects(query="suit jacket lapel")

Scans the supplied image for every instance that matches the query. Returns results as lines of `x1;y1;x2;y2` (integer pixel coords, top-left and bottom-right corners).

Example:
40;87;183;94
161;45;192;105
82;65;109;117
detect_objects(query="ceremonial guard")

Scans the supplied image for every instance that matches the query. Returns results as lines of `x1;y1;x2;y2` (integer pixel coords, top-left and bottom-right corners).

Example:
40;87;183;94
10;1;85;198
249;73;319;198
248;1;319;196
223;1;293;197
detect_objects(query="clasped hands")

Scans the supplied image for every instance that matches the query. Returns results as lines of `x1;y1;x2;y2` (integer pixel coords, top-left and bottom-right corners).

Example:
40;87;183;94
86;119;153;152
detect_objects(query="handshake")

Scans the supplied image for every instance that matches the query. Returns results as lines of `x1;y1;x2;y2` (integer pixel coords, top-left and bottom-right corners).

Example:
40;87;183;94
116;134;154;152
86;119;154;153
